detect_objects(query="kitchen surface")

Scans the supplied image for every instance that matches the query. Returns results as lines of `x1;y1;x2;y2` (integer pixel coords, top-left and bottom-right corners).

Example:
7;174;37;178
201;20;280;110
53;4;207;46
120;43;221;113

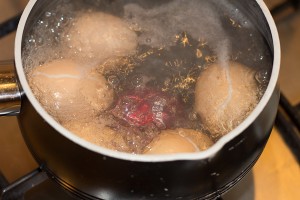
0;0;299;199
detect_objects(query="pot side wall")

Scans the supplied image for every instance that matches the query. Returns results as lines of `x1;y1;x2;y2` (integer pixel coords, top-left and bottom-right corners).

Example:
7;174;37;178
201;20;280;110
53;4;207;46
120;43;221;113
17;88;280;199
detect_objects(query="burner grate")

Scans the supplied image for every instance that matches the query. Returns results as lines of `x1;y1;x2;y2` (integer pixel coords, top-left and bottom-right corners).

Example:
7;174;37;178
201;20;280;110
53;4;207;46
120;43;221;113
275;94;300;163
0;14;21;39
0;168;76;200
1;168;47;200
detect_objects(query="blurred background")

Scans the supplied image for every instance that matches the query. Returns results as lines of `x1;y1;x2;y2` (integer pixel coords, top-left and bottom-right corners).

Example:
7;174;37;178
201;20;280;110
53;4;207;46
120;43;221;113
0;0;299;199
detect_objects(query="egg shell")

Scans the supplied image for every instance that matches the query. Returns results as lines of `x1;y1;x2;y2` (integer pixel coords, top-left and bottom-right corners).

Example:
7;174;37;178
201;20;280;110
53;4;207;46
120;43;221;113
29;59;114;123
144;132;197;155
65;11;138;63
194;62;258;138
175;128;213;150
143;128;213;155
64;120;130;153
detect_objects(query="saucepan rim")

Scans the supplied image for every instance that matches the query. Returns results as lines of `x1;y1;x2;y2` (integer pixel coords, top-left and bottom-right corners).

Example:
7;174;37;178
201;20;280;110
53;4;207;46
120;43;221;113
14;0;280;162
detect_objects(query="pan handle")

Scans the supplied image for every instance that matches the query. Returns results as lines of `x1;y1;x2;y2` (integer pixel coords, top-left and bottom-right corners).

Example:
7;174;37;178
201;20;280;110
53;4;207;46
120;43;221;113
0;60;22;116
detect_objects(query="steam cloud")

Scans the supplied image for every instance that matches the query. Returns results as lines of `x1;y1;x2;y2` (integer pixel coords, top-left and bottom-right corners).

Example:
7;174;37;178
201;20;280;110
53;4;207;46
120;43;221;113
124;0;232;65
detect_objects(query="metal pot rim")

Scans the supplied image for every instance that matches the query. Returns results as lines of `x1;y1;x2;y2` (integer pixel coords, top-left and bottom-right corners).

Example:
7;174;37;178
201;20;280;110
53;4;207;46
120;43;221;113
14;0;281;162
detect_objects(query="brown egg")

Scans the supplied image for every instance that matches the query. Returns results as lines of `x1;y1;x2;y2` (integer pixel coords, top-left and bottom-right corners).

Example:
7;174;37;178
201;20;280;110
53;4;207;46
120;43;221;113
29;59;114;123
175;128;213;150
64;120;130;153
143;128;213;155
194;62;258;138
65;12;138;63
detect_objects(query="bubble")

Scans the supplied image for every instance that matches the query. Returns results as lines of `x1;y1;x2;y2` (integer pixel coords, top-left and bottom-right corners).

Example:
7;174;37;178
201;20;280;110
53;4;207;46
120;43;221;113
146;38;152;43
36;37;44;46
259;55;264;60
28;35;36;44
255;69;269;85
129;22;142;32
188;112;198;121
54;36;60;43
130;74;143;87
59;15;65;22
231;51;242;61
37;20;44;25
45;11;52;17
152;98;167;112
108;75;120;87
56;21;61;28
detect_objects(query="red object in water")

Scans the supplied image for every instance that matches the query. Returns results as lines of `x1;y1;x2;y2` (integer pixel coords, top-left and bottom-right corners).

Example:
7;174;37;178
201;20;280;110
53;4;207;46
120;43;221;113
111;89;181;129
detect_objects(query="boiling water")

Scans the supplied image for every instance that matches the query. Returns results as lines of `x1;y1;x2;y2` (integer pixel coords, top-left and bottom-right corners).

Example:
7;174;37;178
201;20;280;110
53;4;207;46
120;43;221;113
23;0;272;154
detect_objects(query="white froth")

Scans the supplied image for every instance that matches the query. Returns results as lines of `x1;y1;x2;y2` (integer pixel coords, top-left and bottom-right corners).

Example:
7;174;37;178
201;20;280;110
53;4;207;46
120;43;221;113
124;0;231;63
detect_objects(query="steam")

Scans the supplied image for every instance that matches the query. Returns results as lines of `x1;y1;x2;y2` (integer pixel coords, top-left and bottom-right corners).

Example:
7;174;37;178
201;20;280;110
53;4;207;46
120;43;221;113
124;0;232;65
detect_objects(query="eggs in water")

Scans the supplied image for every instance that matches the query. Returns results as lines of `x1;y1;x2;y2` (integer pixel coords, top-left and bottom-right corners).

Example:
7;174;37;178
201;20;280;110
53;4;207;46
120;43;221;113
29;59;114;123
65;12;138;64
144;128;213;154
194;62;258;138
